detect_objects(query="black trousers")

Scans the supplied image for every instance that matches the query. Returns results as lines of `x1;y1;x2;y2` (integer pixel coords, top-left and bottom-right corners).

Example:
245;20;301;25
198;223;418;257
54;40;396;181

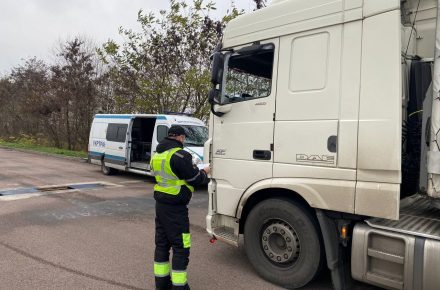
154;202;190;290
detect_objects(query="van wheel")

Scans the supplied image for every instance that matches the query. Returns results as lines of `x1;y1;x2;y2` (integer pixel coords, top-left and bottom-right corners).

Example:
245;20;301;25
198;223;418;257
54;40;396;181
244;198;322;289
101;161;115;175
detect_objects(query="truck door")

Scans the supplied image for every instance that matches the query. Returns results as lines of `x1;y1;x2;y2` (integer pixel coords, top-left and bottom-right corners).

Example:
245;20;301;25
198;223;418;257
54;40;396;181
274;26;343;170
272;23;361;213
211;38;279;217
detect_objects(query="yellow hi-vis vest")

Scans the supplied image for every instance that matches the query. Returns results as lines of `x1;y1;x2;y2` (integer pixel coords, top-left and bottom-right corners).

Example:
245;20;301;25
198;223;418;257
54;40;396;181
150;148;195;195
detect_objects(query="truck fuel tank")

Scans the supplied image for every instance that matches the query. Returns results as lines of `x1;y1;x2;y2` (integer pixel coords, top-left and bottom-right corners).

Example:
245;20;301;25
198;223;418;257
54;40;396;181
352;195;440;290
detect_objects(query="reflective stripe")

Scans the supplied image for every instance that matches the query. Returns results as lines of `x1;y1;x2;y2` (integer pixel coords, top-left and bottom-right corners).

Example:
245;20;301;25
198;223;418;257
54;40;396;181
186;171;200;183
154;261;170;277
150;159;156;175
157;182;175;188
159;159;177;180
182;233;191;248
160;179;187;186
171;270;187;286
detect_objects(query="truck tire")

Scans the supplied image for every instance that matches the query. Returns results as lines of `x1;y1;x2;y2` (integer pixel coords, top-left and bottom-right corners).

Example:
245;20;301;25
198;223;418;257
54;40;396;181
101;161;116;175
244;198;322;289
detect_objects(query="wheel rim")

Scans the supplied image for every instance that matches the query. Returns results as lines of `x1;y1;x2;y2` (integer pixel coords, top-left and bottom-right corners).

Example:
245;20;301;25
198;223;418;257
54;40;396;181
102;163;109;174
261;219;300;265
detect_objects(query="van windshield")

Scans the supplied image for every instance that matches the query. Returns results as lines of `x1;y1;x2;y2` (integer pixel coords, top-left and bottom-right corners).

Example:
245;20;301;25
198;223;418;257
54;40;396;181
182;125;208;147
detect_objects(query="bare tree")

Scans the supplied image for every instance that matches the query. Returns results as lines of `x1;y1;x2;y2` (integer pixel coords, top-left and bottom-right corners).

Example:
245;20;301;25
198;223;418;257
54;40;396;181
99;0;242;120
51;38;98;150
0;1;246;150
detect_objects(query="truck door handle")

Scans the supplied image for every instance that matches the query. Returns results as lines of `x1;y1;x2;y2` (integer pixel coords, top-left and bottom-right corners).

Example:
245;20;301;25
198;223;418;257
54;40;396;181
426;117;431;147
253;150;271;160
118;146;123;149
327;136;337;153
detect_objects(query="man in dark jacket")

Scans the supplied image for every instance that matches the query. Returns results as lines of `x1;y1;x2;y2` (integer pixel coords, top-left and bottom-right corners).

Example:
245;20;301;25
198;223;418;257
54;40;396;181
151;125;210;290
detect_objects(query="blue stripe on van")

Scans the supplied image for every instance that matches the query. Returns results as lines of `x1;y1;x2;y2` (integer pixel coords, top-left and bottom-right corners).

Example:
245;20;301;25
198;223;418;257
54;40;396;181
104;154;126;161
89;151;125;161
95;115;132;119
95;115;167;120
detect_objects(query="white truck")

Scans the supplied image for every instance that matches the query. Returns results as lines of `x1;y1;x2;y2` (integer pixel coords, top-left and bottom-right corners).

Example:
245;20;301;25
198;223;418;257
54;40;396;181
88;114;207;176
205;0;440;289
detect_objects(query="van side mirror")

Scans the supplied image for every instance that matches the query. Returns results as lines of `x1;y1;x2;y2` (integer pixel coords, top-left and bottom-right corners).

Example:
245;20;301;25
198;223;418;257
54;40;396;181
210;52;224;85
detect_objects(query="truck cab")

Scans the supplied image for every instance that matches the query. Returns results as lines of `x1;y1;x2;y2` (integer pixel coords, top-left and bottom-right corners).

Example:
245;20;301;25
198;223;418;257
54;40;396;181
205;0;440;289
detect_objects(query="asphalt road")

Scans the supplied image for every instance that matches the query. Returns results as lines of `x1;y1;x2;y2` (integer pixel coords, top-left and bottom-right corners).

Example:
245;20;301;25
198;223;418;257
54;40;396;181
0;148;379;290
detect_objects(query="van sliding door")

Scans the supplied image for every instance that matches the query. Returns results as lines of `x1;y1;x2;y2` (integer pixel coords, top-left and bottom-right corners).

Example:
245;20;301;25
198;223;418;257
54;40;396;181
105;122;129;170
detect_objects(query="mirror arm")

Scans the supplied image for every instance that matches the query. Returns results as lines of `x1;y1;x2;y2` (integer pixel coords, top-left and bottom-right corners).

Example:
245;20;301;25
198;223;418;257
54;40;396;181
211;104;225;117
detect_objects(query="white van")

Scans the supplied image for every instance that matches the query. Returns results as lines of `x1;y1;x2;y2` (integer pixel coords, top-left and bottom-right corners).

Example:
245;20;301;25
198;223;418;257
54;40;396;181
88;114;208;175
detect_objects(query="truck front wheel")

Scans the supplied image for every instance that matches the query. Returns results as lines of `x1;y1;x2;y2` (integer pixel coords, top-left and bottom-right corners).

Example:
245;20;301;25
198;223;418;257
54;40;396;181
244;198;322;289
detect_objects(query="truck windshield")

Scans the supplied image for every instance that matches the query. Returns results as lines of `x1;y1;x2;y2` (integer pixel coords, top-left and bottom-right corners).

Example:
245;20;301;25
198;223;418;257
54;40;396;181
223;46;274;104
182;125;208;147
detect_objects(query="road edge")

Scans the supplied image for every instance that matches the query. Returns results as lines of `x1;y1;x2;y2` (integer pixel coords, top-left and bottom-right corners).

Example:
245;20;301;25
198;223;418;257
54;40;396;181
0;145;88;163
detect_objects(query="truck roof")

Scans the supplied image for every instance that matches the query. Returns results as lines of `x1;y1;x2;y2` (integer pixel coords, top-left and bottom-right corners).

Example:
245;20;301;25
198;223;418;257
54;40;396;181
223;0;398;48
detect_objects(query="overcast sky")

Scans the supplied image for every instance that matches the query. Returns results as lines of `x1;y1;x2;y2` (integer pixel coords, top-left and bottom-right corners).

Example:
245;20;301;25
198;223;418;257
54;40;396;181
0;0;257;75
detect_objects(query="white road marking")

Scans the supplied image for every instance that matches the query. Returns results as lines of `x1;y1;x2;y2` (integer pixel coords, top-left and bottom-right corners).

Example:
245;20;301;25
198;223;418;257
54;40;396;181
118;180;144;184
0;193;44;201
0;181;123;201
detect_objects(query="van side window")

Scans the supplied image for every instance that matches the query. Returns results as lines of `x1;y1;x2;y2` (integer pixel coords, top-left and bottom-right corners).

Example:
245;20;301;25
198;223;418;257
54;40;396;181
157;125;169;142
106;123;128;142
223;45;274;104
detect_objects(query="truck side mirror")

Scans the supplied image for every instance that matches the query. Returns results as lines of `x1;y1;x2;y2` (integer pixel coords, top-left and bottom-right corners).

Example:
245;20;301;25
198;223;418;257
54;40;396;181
208;88;225;117
210;52;224;85
208;88;221;105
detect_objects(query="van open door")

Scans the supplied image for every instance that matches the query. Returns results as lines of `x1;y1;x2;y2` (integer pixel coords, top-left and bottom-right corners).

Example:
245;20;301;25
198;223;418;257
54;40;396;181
104;121;130;171
128;117;157;171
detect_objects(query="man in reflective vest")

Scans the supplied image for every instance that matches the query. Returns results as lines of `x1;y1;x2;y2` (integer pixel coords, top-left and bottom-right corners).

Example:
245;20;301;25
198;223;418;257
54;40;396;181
151;125;210;290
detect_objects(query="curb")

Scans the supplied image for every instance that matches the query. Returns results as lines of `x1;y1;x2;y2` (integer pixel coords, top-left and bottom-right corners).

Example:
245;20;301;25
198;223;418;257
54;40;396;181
0;145;88;163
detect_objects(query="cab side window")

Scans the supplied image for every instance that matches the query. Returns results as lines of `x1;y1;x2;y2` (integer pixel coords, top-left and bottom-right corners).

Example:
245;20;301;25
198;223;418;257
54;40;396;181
106;123;128;142
223;45;274;104
157;125;169;142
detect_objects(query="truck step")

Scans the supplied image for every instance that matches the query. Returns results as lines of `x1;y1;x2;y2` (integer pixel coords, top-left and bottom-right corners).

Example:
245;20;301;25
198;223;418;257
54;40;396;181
367;194;440;241
213;226;239;247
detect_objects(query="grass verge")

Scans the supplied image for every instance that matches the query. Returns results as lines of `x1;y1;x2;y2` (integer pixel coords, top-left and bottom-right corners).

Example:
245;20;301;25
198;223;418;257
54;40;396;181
0;140;87;159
